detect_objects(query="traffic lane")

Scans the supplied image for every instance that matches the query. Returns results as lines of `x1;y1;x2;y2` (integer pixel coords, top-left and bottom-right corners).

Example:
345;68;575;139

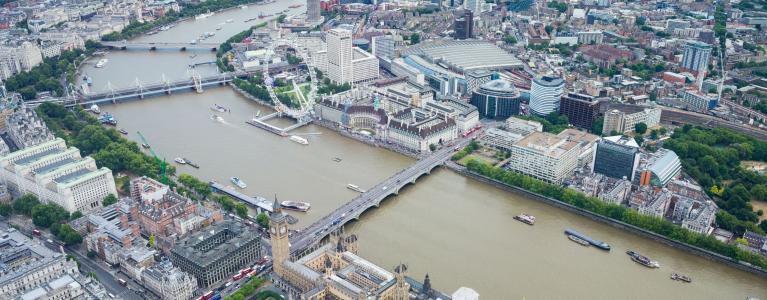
67;247;143;300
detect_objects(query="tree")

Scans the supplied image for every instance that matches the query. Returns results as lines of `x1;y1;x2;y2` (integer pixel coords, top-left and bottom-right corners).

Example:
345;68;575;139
634;122;647;134
429;144;437;151
32;203;70;228
503;35;517;45
0;203;12;216
87;250;97;258
591;117;604;135
409;33;420;44
70;211;83;220
234;203;248;218
256;213;270;229
102;194;117;206
13;194;40;216
149;233;155;248
56;224;82;245
751;184;767;202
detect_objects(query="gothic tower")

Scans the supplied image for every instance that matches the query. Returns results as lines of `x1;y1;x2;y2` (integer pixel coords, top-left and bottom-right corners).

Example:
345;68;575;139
393;264;410;300
270;197;290;277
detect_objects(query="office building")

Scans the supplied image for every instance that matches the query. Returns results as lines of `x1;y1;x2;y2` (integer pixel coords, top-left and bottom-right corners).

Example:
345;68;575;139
372;35;397;59
480;128;525;152
307;0;321;23
599;179;632;205
681;40;712;74
592;136;640;181
454;10;473;40
0;138;117;213
5;106;55;149
529;76;565;116
464;0;482;13
637;149;682;187
388;114;458;152
351;47;379;84
634;188;672;218
672;196;717;235
602;106;661;135
327;28;353;84
170;220;261;287
558;92;602;130
506;117;543;136
680;90;718;112
508;132;581;184
577;31;603;44
141;260;198;300
15;274;85;300
465;69;494;94
470;79;522;118
0;228;79;296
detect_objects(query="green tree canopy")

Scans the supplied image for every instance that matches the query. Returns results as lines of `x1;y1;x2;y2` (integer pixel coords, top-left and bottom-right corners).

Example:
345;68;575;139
13;194;40;216
634;122;647;134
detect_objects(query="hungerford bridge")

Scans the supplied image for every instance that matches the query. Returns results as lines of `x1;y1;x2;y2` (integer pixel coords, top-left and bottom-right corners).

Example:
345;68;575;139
27;36;320;120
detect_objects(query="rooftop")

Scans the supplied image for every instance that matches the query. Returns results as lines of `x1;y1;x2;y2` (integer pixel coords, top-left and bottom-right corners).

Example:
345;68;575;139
401;40;523;72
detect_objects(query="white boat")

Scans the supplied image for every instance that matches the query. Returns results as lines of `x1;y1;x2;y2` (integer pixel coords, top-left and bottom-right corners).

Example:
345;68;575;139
210;114;224;122
226;19;234;23
281;201;311;212
190;39;197;45
347;184;365;193
195;12;214;20
89;104;100;114
240;4;248;9
216;26;223;31
95;58;108;68
231;177;247;189
210;104;226;113
174;157;187;164
289;135;308;145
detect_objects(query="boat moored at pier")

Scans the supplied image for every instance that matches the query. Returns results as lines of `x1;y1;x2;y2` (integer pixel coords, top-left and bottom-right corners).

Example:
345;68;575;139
564;229;610;251
281;201;311;212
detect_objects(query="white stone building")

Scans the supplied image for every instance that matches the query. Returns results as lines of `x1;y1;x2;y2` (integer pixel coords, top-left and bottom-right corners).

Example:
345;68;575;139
508;132;581;184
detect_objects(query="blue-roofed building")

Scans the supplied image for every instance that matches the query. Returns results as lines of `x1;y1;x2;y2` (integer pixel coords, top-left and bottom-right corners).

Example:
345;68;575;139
637;149;682;187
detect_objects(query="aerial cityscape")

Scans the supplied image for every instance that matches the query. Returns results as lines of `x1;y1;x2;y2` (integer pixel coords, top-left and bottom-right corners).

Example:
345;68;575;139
0;0;767;299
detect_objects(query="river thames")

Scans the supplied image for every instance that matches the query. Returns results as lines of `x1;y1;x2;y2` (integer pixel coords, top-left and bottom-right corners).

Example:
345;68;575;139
78;1;767;298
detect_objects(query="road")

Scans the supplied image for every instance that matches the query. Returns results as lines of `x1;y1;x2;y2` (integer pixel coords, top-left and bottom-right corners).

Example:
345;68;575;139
65;245;144;300
288;135;475;255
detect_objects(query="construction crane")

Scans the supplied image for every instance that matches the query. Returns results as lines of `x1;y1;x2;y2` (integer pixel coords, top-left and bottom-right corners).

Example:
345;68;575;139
136;131;168;184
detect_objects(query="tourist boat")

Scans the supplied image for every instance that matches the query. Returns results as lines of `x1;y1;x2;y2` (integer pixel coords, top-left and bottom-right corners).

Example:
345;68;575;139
231;177;247;189
184;158;200;169
195;12;214;20
347;184;365;193
670;273;692;283
89;104;100;114
226;19;234;23
210;104;227;112
564;229;611;251
289;135;308;145
281;201;311;212
626;250;660;268
211;114;224;122
118;128;128;135
95;58;108;68
567;234;590;246
174;157;187;165
513;214;536;225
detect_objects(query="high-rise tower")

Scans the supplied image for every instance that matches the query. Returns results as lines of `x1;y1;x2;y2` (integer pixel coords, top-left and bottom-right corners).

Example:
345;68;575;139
307;0;320;23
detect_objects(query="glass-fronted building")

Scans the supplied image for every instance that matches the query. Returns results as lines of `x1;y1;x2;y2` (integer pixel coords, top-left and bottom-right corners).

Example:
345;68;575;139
470;79;521;118
592;136;640;181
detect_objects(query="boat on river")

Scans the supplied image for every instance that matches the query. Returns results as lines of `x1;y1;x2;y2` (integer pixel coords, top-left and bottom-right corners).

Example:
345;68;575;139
347;184;365;193
89;104;100;114
289;135;308;145
183;158;199;168
174;157;187;165
95;58;108;68
211;114;224;122
281;201;311;212
195;12;214;20
210;104;227;113
231;177;247;189
118;128;128;135
670;273;692;283
564;229;610;251
567;234;590;246
626;250;660;268
513;214;536;225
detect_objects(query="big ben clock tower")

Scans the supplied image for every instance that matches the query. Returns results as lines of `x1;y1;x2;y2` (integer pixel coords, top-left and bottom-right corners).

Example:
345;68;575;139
269;197;290;277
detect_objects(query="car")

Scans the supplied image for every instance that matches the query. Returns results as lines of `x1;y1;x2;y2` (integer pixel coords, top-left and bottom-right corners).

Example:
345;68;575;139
382;186;388;190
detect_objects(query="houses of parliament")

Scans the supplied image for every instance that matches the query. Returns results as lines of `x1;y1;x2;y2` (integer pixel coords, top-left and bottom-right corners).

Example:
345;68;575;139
268;201;477;300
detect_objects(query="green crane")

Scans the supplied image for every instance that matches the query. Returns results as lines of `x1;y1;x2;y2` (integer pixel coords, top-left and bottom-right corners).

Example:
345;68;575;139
136;131;168;184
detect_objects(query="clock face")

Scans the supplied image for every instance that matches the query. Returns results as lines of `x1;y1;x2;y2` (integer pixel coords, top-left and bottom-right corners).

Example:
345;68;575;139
280;226;287;234
271;227;276;234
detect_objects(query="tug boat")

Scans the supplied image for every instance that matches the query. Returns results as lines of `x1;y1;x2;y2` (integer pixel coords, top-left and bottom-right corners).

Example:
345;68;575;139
670;273;692;283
